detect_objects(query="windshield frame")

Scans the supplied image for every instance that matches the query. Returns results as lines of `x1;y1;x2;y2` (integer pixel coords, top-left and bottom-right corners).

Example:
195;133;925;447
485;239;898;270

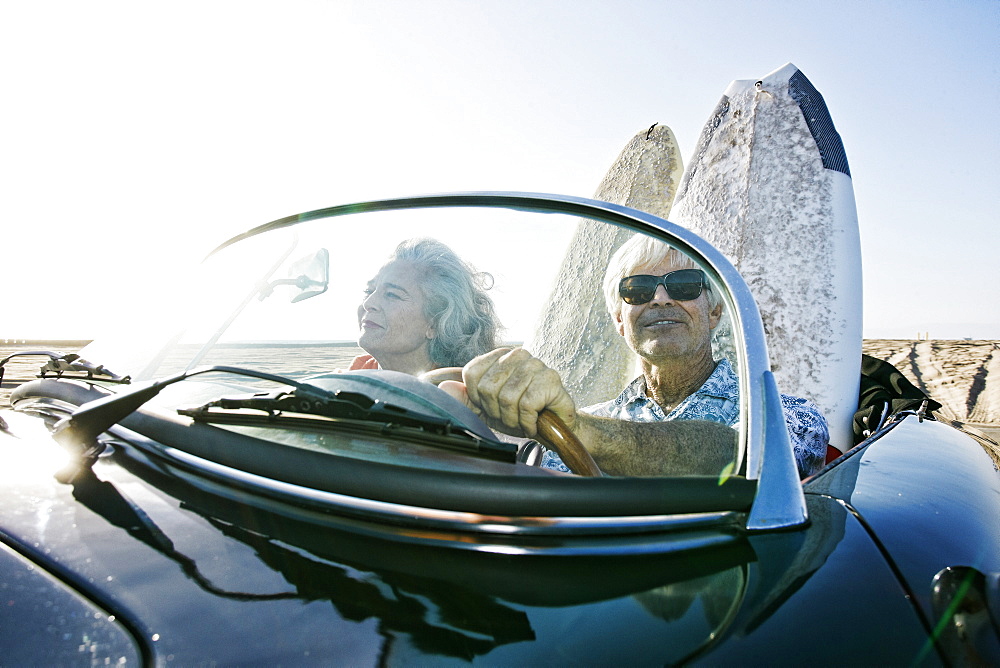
69;192;808;534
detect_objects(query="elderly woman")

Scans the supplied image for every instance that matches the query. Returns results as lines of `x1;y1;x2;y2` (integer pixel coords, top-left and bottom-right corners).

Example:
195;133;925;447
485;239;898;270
350;238;502;376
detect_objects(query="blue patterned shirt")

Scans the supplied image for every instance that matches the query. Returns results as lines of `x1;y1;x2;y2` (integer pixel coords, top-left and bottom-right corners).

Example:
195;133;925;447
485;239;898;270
540;359;828;478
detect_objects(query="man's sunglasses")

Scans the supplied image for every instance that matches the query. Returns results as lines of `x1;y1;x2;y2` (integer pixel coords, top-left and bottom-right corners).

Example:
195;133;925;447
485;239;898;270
619;269;707;305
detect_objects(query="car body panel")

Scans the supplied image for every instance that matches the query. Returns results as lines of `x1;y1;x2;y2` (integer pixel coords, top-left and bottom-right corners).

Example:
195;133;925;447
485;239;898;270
0;413;936;665
2;193;997;664
806;416;1000;632
0;540;144;666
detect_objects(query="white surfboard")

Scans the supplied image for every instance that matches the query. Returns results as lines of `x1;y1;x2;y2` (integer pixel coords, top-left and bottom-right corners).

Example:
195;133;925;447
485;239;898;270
670;63;862;453
526;124;684;408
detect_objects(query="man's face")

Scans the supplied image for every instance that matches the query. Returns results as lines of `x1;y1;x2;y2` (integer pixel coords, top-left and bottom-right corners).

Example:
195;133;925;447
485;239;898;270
615;257;722;364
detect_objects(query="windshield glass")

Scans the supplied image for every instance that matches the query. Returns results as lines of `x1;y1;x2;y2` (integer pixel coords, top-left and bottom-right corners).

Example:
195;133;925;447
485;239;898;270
80;200;741;476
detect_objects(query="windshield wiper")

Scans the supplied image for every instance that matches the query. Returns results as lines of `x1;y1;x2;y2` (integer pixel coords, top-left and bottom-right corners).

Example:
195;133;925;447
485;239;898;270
51;365;513;482
177;387;505;446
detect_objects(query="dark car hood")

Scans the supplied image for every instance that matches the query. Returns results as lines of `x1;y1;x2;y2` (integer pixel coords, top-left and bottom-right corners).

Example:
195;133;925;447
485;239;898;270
0;407;936;665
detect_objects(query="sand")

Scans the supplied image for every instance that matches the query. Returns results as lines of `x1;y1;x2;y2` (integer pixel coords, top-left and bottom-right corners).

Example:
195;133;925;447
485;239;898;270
863;340;1000;426
3;340;999;442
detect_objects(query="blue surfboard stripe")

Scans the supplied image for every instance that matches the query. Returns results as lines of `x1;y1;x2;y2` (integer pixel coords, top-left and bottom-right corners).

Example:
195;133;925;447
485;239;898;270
788;69;851;177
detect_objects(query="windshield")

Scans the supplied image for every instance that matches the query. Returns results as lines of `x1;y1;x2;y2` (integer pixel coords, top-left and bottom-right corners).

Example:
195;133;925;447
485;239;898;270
78;197;744;479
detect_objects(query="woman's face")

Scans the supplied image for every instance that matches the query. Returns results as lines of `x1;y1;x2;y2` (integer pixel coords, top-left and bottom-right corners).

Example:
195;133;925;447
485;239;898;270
357;260;436;374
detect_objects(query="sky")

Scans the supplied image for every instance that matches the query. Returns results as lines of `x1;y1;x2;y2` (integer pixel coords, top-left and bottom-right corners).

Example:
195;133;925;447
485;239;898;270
2;0;997;341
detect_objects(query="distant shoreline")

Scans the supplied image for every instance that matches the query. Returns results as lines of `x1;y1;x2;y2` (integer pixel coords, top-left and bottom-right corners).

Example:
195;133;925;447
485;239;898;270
0;340;362;348
0;339;535;348
2;340;998;425
1;339;94;347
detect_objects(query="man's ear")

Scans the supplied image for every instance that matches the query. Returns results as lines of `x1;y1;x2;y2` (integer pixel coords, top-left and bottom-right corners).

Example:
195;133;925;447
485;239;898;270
615;311;626;337
708;301;723;329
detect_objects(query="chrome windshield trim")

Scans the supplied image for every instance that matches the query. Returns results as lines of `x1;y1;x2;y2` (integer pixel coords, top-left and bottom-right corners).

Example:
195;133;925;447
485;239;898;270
746;371;809;530
113;424;743;542
107;192;807;536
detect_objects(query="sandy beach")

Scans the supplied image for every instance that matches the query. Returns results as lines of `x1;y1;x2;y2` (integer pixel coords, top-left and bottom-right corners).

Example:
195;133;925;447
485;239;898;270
862;339;1000;442
3;339;998;443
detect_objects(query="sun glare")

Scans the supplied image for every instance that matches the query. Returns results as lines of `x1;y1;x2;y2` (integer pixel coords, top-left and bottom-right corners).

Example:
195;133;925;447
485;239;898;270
0;419;73;486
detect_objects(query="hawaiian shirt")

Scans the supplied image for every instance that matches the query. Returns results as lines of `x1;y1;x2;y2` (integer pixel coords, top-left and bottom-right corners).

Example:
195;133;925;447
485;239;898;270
539;359;829;478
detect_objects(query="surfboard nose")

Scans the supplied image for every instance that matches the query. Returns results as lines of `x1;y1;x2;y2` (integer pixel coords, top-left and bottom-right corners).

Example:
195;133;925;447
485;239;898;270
671;64;862;455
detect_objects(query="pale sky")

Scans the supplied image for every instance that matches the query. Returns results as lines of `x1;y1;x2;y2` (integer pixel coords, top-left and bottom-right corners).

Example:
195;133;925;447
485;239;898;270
2;0;997;340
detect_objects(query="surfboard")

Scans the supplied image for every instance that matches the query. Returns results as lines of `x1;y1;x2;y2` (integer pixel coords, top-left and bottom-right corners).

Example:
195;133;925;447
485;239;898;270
670;63;862;453
526;124;684;408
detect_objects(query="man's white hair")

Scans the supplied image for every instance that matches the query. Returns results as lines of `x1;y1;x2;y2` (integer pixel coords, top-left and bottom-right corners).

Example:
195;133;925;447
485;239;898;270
602;234;721;321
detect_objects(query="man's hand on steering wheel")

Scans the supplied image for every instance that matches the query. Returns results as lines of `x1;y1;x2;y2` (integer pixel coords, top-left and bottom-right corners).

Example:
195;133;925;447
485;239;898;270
461;348;578;439
426;349;601;477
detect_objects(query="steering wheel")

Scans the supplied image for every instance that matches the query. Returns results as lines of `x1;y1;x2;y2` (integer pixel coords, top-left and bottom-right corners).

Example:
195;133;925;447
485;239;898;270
420;367;603;477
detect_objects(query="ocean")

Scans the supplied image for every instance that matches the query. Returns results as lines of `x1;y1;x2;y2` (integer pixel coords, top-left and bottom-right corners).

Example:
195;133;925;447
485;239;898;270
3;341;999;438
1;342;366;406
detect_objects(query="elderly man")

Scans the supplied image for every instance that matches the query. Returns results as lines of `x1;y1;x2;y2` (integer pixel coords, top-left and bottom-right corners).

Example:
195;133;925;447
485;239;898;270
446;235;829;479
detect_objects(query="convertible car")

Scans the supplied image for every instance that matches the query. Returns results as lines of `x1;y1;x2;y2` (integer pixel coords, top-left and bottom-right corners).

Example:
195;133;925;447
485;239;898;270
1;193;998;665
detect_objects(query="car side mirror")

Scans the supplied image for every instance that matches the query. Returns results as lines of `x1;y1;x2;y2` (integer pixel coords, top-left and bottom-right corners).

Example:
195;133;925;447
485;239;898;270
258;248;330;303
287;248;330;303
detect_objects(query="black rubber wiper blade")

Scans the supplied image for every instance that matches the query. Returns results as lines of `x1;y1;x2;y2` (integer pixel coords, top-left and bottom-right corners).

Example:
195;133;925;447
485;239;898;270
52;365;517;477
179;388;493;442
178;387;518;462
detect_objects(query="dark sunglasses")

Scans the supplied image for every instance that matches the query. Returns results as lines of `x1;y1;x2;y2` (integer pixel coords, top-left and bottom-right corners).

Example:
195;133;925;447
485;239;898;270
619;269;707;305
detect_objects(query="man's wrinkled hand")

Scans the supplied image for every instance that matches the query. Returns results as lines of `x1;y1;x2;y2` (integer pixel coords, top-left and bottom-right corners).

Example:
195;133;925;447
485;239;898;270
441;348;577;439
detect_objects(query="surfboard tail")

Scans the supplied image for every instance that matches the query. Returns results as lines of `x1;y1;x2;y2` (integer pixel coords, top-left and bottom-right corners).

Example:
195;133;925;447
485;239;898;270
526;124;684;408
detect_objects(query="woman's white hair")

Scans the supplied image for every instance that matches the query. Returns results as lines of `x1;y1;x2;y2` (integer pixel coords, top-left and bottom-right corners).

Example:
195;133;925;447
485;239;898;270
602;234;721;321
389;238;502;368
